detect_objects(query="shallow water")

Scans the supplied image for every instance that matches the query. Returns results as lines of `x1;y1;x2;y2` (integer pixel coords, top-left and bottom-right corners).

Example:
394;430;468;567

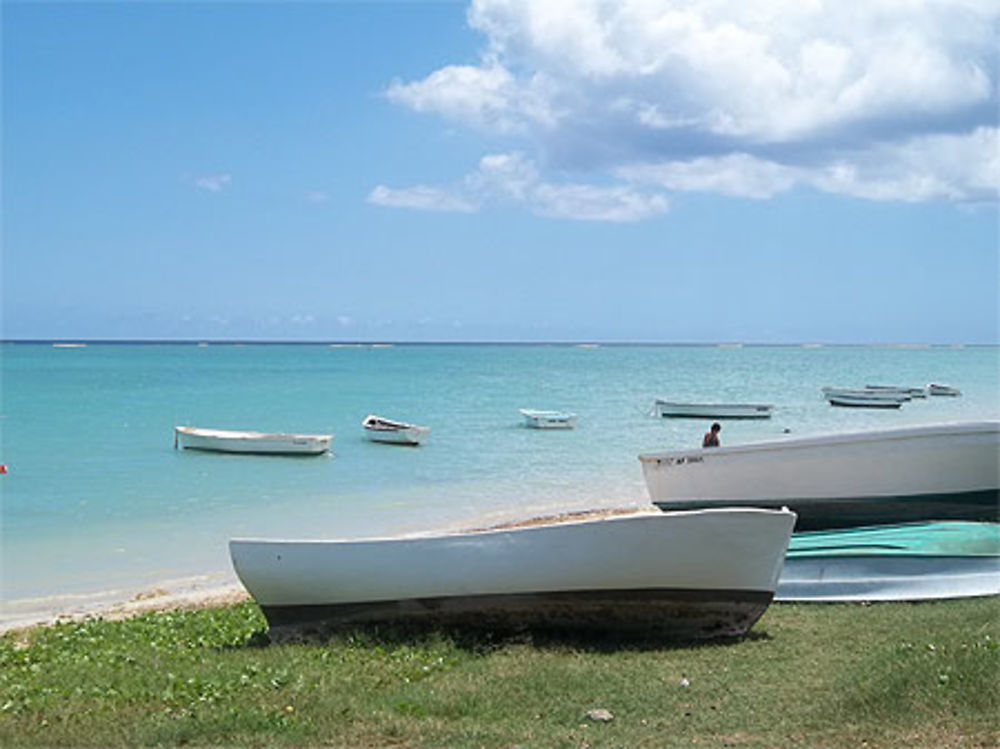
2;342;997;609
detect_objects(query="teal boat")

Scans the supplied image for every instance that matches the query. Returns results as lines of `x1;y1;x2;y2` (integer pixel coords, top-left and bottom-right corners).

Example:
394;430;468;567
776;522;1000;602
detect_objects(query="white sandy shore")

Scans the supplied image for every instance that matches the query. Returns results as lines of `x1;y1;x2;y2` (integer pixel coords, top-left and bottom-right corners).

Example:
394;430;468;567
1;503;655;635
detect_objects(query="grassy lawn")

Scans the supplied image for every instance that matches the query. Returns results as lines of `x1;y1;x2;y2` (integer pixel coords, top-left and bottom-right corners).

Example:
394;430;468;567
1;598;998;747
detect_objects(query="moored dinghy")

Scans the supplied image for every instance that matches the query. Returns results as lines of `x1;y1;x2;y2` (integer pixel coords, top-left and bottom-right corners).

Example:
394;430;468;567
519;409;576;429
927;383;962;396
174;426;333;455
821;387;908;408
362;414;430;446
230;507;797;641
652;400;773;419
639;421;1000;530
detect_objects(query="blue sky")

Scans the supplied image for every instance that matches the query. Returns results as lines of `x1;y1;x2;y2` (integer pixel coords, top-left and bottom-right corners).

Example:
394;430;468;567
3;1;997;343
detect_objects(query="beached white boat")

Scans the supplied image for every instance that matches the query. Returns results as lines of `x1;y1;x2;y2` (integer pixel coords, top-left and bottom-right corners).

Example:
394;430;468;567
230;507;797;641
174;426;333;455
520;409;576;429
821;387;908;408
652;400;773;419
639;422;1000;530
362;414;430;446
927;383;962;396
777;522;1000;602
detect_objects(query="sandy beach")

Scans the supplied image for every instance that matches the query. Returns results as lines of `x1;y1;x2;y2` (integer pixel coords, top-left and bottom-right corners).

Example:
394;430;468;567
1;574;249;635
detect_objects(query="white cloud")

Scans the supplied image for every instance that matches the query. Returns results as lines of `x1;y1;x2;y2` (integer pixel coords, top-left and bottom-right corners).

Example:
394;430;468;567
371;151;669;222
367;184;478;213
618;128;999;203
619;153;799;199
194;174;232;192
305;191;329;203
379;0;998;209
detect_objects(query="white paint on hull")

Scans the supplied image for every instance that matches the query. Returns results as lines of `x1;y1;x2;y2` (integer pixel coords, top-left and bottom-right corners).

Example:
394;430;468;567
652;401;773;419
639;421;1000;505
229;508;796;608
175;426;333;455
519;409;576;429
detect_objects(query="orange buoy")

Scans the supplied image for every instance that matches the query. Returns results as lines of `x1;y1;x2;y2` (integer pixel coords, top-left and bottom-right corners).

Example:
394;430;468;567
0;464;7;474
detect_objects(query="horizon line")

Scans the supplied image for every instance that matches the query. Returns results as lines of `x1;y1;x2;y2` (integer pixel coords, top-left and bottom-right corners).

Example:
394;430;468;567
2;338;996;348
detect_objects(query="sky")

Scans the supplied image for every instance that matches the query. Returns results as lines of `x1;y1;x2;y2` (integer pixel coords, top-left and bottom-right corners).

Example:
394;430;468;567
3;0;998;344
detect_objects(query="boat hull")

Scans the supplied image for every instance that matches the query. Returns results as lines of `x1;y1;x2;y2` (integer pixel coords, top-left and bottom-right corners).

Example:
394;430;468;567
777;522;1000;601
640;422;1000;530
364;427;430;445
175;427;332;455
653;401;773;419
826;395;903;408
520;410;576;429
230;508;796;641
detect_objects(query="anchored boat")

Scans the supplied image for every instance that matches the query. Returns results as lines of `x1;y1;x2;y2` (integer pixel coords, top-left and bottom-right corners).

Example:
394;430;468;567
174;426;333;455
821;387;909;408
362;415;430;446
651;400;773;419
519;409;577;429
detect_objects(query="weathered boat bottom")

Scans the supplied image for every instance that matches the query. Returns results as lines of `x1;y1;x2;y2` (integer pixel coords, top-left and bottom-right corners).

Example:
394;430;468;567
259;588;774;642
654;489;1000;531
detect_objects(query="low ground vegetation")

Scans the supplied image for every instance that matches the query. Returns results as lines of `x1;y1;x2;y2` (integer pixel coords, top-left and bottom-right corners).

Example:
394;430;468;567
2;598;998;747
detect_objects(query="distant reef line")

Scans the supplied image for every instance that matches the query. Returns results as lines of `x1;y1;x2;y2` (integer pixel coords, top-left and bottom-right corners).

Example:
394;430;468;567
1;339;994;348
0;338;1000;350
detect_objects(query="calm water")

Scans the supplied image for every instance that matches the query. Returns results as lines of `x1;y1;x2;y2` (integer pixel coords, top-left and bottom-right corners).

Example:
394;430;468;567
2;342;997;608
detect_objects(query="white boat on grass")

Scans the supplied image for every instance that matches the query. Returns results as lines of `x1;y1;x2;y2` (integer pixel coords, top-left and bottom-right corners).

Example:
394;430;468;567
520;409;576;429
927;383;962;396
639;422;1000;531
230;507;797;641
777;521;1000;602
821;387;908;409
362;414;430;446
174;426;333;455
651;400;773;419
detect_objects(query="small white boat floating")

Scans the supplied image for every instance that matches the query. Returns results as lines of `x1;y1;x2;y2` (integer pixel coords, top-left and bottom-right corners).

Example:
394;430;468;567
652;400;773;419
174;426;333;455
639;421;1000;531
927;383;962;396
821;387;908;409
230;507;797;641
519;409;576;429
865;385;928;398
362;414;430;446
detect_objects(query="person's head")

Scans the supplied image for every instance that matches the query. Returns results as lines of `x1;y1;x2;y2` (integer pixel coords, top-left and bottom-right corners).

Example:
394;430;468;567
711;422;721;433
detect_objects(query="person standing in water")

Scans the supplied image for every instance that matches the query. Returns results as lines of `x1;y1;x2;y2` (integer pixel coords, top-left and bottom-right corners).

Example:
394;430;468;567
702;422;721;448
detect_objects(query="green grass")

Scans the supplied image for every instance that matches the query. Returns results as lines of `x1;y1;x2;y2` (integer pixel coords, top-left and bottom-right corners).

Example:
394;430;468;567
2;598;998;747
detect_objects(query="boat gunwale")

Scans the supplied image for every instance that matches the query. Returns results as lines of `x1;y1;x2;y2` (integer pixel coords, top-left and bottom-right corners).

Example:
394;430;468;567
638;421;1000;463
176;425;333;442
229;506;796;546
653;400;773;410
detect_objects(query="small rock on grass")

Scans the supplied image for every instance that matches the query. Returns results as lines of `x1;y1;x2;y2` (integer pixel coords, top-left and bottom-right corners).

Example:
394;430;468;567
585;708;614;722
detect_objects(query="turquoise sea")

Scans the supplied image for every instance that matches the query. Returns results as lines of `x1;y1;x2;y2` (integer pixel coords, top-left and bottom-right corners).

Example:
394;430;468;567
2;342;998;618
